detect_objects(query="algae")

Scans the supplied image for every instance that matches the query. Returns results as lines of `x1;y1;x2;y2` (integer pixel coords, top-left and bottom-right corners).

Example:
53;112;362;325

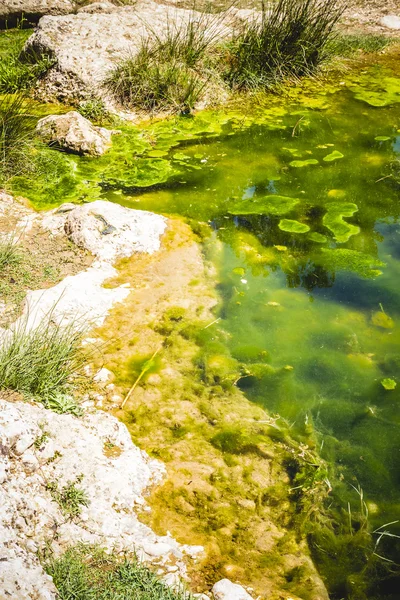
322;202;360;243
278;219;310;233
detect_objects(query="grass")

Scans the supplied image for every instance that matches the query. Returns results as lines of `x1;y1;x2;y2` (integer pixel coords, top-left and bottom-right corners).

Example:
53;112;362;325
46;475;90;519
0;28;53;94
45;544;194;600
327;33;394;57
0;231;21;271
223;0;345;91
0;307;88;398
0;93;37;185
104;8;226;113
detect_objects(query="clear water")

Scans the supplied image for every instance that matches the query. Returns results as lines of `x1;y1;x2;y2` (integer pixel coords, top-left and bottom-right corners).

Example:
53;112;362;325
13;53;400;598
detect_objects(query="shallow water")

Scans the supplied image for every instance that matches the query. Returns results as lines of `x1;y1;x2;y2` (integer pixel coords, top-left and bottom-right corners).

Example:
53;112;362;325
15;51;400;598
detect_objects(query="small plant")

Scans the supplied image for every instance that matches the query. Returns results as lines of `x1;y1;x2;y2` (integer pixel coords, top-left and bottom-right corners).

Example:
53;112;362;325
0;306;88;397
42;392;84;417
0;232;21;271
45;544;195;599
0;93;36;185
77;98;111;125
327;33;394;58
104;8;225;113
34;430;50;449
46;475;89;519
224;0;345;91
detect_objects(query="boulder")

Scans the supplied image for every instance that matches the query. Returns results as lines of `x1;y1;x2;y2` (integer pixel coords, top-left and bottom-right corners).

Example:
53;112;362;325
212;579;254;600
0;0;74;28
35;111;115;156
77;1;117;13
22;0;233;104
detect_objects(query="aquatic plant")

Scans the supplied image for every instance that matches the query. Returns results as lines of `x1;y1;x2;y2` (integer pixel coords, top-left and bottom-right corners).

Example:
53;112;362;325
223;0;344;91
45;544;195;600
322;202;360;243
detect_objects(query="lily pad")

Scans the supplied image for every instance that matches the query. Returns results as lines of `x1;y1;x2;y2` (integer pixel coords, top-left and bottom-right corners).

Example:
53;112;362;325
323;151;344;162
229;195;299;216
323;202;360;243
278;219;310;233
289;159;319;168
381;378;397;391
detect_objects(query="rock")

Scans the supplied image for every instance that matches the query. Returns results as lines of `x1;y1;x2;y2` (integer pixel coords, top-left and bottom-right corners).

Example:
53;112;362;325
36;111;115;156
142;541;173;557
21;451;40;473
381;15;400;30
0;0;74;28
212;579;254;600
93;367;113;383
13;433;35;456
23;1;232;105
0;397;192;599
77;1;117;13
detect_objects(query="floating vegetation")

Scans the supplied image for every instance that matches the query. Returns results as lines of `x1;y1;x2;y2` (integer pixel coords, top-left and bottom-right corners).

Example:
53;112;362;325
316;248;385;278
289;158;319;167
381;378;397;390
229;195;299;216
323;150;344;162
322;202;360;243
371;309;395;329
308;232;328;243
278;219;310;233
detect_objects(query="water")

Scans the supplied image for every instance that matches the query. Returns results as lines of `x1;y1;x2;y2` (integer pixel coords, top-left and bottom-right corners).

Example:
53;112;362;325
13;52;400;598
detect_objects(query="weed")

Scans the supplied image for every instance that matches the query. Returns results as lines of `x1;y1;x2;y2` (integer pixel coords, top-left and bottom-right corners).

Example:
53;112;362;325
224;0;345;91
46;475;89;519
34;430;50;449
45;544;194;599
104;8;225;113
77;98;112;125
0;307;88;397
42;392;84;417
327;33;394;57
0;232;21;271
0;94;37;185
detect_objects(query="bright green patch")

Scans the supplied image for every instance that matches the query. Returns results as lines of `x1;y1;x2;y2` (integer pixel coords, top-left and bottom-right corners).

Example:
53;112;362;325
374;136;391;142
278;219;310;233
308;232;328;243
322;202;360;243
381;378;397;391
323;150;344;162
229;195;299;216
289;159;319;168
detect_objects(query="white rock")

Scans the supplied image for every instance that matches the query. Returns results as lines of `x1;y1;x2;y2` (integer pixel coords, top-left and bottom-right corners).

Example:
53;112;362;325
212;579;254;600
93;367;113;383
381;15;400;30
142;542;173;557
21;451;40;474
0;0;73;27
36;111;115;156
163;571;181;588
13;433;36;456
77;1;117;13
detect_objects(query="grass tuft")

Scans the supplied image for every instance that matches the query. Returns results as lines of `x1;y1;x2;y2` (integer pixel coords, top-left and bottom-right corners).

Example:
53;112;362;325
0;308;88;398
0;232;21;271
327;33;394;58
223;0;345;91
104;8;226;113
45;544;195;600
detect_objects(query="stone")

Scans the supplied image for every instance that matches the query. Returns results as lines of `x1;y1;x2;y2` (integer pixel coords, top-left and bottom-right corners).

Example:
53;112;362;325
21;451;40;473
13;433;35;456
142;542;173;557
36;111;115;156
77;1;117;13
93;367;113;383
0;0;74;28
22;1;233;105
212;579;254;600
381;15;400;30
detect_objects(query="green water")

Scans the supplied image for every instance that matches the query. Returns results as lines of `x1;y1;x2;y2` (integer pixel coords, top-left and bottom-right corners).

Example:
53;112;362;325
12;54;400;597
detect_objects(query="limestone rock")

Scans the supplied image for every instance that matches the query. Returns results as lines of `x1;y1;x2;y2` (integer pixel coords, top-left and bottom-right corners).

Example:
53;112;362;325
36;111;115;156
0;397;192;599
381;15;400;30
0;0;73;27
212;579;254;600
23;1;232;105
77;1;117;13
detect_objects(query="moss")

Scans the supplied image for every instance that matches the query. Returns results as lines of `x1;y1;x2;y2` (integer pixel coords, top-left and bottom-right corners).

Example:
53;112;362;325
315;248;384;279
229;195;299;216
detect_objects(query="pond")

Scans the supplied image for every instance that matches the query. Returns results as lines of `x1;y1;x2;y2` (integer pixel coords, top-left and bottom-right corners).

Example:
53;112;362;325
11;50;400;599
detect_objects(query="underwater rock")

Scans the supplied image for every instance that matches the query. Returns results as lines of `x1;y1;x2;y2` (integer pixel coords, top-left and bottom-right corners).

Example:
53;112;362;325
35;111;116;156
212;579;254;600
23;1;233;105
0;397;190;599
0;0;73;28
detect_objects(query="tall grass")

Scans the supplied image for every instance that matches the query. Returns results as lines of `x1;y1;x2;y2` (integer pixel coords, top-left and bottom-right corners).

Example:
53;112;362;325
104;8;226;113
0;308;88;397
224;0;345;90
0;94;36;185
0;232;21;271
45;544;195;600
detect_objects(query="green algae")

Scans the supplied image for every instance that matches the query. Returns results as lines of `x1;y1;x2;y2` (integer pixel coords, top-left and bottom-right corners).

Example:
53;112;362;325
278;219;310;233
322;202;360;243
289;158;319;168
229;195;299;216
381;378;397;390
316;248;385;279
323;150;344;162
